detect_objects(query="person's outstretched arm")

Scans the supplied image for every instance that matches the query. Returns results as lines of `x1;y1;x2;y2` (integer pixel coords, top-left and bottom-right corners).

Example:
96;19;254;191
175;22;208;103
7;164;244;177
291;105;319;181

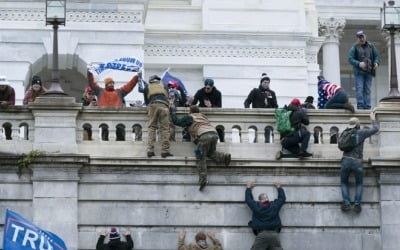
207;232;222;250
178;230;187;250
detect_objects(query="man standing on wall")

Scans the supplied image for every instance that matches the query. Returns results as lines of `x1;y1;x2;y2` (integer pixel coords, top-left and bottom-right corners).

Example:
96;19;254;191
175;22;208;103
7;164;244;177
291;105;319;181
144;75;173;158
245;181;286;250
348;30;380;110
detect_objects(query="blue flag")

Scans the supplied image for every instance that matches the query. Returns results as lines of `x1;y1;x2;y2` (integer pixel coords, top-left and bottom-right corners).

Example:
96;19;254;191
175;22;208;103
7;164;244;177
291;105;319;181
161;71;189;96
3;209;67;250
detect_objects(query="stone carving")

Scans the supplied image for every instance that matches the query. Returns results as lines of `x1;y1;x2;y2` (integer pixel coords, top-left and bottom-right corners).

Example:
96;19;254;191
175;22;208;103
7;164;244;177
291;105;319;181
0;9;141;23
318;17;346;40
144;45;305;59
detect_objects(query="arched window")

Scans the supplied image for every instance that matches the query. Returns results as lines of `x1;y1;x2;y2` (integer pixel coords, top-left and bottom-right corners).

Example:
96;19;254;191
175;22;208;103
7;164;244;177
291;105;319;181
313;126;323;144
83;123;92;141
248;126;257;143
264;126;274;144
330;126;339;144
19;123;29;140
116;124;126;141
132;124;142;141
99;124;109;141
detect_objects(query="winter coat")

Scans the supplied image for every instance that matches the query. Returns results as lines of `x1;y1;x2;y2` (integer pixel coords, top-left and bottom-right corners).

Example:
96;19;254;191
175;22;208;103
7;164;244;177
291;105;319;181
88;71;138;107
96;235;134;250
0;85;15;105
23;87;47;105
245;187;286;233
192;87;222;107
178;237;222;250
348;41;380;75
343;120;379;160
244;86;278;108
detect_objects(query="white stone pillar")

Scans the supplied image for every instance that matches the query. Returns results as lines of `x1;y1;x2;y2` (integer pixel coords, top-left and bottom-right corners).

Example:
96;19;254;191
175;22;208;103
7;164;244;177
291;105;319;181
29;96;82;153
31;155;88;250
319;17;346;84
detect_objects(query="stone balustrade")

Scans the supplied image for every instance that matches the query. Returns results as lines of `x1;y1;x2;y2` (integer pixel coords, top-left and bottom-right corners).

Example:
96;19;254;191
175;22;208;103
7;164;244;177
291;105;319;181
0;97;380;159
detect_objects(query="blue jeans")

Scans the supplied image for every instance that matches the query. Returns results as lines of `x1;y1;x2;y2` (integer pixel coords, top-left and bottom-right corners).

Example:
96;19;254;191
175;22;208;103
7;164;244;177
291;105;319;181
340;158;363;205
324;90;348;109
354;72;372;109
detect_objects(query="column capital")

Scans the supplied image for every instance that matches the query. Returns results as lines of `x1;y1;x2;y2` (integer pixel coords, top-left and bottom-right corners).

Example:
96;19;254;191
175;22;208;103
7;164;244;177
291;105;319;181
318;17;346;41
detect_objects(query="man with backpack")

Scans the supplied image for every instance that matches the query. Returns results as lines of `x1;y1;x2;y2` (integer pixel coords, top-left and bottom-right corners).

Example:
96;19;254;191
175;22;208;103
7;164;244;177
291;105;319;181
275;98;312;159
339;112;379;213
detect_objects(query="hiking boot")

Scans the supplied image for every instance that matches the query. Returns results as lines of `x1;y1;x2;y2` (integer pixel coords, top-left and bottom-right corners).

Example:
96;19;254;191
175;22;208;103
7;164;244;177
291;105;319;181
343;102;355;113
341;204;351;212
275;151;282;160
224;154;231;166
147;151;155;158
161;152;174;158
299;151;313;158
353;204;362;213
199;180;208;191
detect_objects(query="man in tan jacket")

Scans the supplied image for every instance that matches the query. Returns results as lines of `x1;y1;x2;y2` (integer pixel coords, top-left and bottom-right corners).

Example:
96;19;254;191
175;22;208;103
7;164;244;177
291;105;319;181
178;231;222;250
171;105;231;191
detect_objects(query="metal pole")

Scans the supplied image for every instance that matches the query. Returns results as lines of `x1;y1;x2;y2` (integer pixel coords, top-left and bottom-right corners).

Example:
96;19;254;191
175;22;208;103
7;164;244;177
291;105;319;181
44;21;66;96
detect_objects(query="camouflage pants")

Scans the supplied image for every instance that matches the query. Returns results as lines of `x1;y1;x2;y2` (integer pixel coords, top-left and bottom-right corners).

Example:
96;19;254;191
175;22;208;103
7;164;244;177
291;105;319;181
147;103;170;153
196;132;227;185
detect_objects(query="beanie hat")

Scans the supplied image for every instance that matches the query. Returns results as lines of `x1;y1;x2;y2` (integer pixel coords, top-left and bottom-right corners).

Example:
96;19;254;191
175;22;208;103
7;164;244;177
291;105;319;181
204;78;214;87
149;75;161;83
32;75;42;86
260;73;270;84
109;227;120;240
304;96;314;103
195;231;207;241
104;77;114;86
290;98;301;107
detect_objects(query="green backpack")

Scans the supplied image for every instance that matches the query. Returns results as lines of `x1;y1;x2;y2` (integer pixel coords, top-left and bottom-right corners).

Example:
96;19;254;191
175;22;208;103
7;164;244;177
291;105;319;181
338;128;359;152
275;108;294;133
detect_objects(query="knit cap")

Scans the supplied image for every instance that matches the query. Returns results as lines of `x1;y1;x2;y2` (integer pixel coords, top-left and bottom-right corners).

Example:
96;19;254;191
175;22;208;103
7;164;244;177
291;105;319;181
109;227;120;240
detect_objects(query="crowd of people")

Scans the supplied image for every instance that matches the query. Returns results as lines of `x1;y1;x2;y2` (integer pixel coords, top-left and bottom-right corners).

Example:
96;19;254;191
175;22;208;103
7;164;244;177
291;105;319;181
1;29;382;249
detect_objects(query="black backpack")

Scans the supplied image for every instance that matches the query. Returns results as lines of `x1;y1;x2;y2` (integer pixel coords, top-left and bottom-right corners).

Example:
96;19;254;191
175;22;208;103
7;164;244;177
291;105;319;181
338;128;359;152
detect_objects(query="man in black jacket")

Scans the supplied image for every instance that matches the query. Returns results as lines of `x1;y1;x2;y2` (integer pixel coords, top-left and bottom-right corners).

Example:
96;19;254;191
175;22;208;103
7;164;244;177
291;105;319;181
276;98;312;159
245;181;286;250
96;227;134;250
244;74;278;108
191;78;222;108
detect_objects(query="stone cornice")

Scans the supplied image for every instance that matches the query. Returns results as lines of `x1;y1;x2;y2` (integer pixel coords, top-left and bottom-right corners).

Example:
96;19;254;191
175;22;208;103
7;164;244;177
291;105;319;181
318;17;346;41
144;44;305;59
0;8;141;23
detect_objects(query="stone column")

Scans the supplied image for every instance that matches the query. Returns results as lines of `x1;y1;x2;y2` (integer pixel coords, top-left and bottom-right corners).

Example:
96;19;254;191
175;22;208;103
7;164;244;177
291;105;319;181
372;158;400;250
319;17;346;84
30;155;88;250
29;96;82;153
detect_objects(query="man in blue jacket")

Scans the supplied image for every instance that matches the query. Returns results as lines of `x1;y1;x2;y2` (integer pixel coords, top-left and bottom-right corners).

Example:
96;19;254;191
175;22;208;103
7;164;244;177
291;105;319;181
245;181;286;250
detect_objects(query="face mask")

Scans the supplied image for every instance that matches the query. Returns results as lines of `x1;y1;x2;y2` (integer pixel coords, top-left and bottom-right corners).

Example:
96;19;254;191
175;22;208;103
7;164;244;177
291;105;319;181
32;85;41;91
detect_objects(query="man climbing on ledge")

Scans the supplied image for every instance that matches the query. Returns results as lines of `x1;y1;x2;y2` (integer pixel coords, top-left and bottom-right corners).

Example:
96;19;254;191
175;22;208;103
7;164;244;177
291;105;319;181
170;105;231;191
245;181;286;250
340;111;379;213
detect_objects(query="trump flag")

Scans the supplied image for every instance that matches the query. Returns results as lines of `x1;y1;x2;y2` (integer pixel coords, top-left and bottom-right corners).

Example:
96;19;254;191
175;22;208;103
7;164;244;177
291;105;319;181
161;71;189;96
3;209;67;250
